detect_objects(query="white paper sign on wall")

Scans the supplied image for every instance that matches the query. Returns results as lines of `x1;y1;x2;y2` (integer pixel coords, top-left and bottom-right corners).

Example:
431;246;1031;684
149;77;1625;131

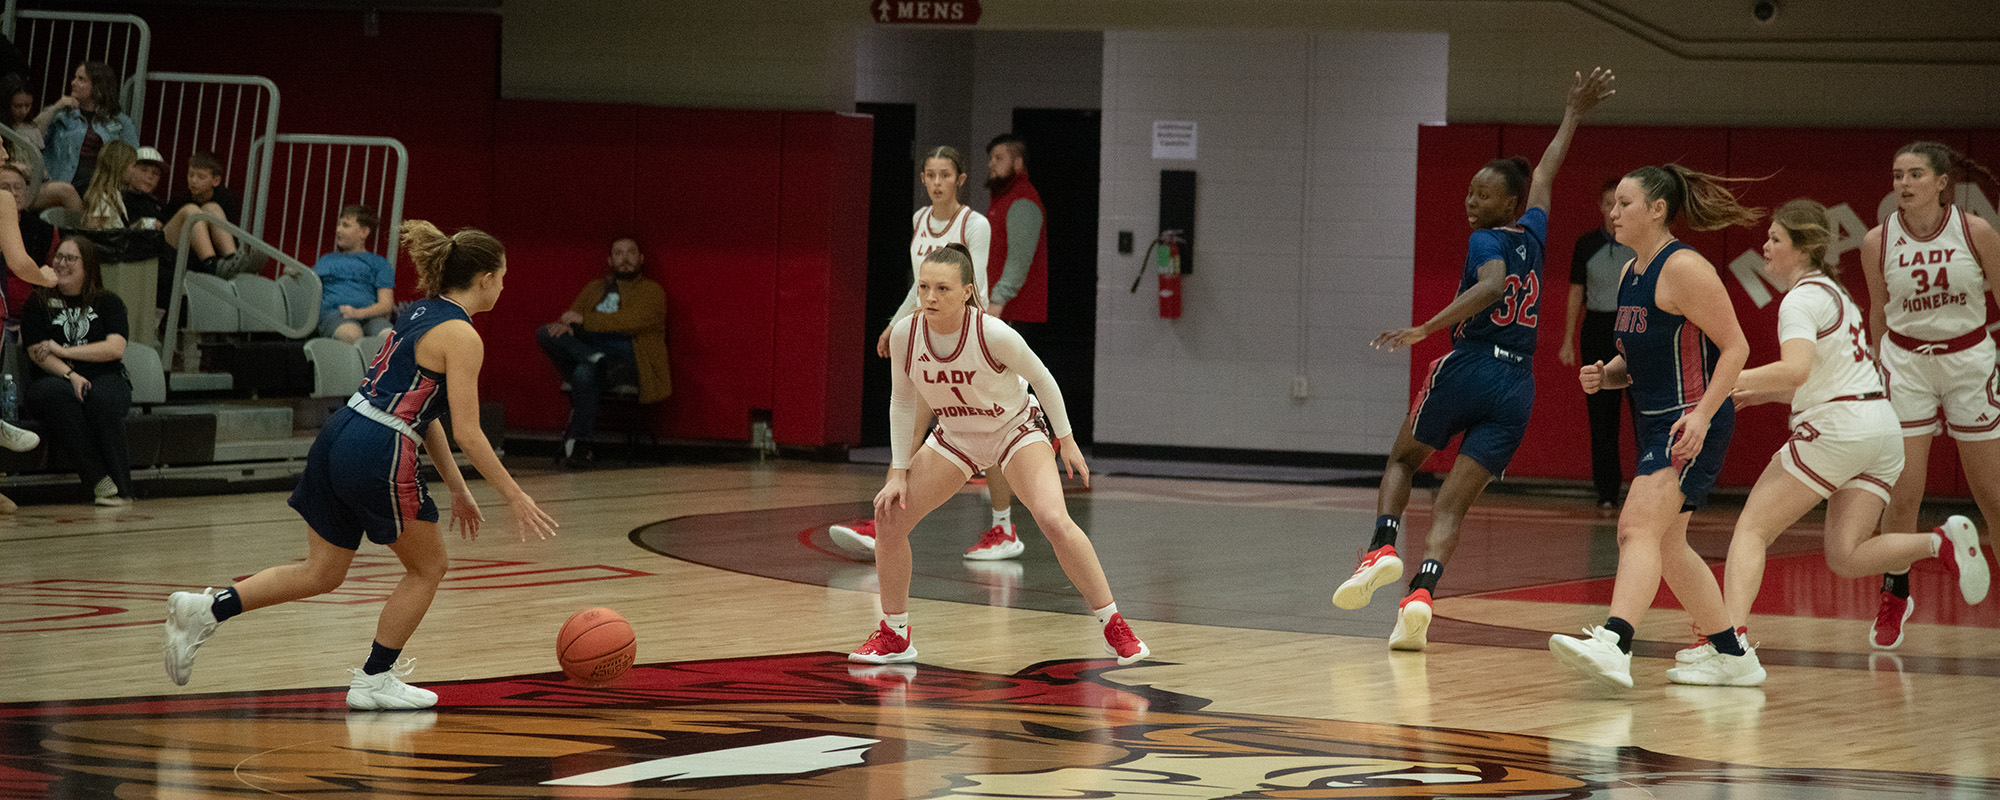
1152;120;1197;160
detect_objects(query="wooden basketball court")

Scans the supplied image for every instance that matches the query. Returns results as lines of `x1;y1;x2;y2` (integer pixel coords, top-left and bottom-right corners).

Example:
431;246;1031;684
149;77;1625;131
2;459;1994;797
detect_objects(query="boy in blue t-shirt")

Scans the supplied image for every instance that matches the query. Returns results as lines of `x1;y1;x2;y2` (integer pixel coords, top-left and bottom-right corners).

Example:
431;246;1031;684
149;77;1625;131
313;204;394;343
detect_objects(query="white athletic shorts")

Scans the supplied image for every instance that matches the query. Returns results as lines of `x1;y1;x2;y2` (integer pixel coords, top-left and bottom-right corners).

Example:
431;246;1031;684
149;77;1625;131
1881;336;2000;441
1774;401;1904;503
925;397;1052;479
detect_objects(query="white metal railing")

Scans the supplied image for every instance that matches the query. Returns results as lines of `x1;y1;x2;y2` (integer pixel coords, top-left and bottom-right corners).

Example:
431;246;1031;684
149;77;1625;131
246;134;407;268
162;211;320;365
139;72;279;226
16;10;151;126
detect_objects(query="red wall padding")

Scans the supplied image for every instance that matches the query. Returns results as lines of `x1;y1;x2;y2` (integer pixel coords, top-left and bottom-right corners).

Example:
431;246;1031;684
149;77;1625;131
1415;124;2000;496
487;104;869;445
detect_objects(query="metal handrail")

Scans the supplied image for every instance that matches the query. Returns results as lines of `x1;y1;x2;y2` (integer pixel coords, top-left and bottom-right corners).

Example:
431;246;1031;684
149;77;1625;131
245;133;408;267
162;211;320;365
141;72;280;227
17;10;151;125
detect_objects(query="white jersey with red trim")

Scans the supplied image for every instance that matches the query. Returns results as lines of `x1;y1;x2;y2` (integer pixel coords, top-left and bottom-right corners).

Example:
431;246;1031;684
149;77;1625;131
1778;275;1887;427
1881;206;1987;341
887;308;1072;469
895;205;991;321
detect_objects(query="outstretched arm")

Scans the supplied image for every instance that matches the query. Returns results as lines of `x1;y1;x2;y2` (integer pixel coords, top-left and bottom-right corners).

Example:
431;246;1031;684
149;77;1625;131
1373;259;1505;351
1526;67;1615;213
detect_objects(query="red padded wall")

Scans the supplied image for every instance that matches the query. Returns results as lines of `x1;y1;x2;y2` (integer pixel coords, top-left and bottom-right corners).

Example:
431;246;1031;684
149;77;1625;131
774;113;872;447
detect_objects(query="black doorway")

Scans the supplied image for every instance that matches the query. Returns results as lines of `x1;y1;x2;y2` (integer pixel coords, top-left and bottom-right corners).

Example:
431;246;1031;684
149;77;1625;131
1011;108;1100;443
857;102;917;446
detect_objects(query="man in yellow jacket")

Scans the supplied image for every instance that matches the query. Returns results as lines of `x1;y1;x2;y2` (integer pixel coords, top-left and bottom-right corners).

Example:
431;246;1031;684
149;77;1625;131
536;237;670;467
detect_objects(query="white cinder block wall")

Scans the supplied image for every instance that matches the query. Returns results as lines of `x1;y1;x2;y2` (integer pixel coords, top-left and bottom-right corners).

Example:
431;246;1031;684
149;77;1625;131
1095;30;1448;456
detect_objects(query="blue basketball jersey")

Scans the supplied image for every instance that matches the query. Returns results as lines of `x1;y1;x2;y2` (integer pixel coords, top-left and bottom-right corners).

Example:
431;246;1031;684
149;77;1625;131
355;296;471;432
1451;207;1547;355
1615;241;1720;416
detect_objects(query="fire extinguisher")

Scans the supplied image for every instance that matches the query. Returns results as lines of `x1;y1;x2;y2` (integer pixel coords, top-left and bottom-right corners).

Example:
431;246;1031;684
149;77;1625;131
1129;230;1184;319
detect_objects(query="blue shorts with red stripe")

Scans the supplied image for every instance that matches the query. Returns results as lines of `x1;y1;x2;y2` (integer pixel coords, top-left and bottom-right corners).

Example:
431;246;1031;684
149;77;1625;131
1632;400;1735;512
1409;345;1534;476
289;407;436;550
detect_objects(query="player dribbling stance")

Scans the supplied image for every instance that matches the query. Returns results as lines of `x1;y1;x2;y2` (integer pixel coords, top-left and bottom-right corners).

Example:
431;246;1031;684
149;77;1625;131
161;222;559;709
848;243;1148;666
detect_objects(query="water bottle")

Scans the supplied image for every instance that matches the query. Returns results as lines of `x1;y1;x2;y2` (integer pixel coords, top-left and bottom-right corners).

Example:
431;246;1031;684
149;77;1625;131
1;374;18;423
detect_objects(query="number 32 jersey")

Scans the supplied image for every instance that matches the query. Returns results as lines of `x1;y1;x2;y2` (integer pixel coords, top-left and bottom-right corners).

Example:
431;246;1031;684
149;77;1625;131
1881;206;1987;341
1451;207;1547;355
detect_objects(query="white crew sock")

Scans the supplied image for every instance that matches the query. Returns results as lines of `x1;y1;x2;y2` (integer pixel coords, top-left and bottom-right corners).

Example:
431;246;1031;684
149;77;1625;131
885;612;909;634
992;507;1011;528
1092;602;1118;625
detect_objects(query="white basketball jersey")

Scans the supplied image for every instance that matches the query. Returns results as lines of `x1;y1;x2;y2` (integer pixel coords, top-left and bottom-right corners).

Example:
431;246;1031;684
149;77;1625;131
901;308;1029;435
900;206;991;320
1881;206;1987;340
1781;275;1885;421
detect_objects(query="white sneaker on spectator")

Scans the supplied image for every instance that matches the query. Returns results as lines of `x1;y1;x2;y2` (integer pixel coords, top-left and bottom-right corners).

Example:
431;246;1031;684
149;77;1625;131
0;421;37;452
347;659;439;710
93;478;130;506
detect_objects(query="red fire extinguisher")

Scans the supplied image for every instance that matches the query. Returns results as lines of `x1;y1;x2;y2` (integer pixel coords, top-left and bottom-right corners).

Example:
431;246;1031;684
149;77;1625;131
1130;230;1184;319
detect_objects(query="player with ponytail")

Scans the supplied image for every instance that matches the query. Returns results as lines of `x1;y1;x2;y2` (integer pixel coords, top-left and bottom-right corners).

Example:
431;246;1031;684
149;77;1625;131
162;220;558;709
1858;141;2000;651
850;241;1150;667
1549;161;1764;688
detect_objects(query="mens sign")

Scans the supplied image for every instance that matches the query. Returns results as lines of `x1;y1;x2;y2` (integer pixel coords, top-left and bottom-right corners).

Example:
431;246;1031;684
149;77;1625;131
872;0;982;24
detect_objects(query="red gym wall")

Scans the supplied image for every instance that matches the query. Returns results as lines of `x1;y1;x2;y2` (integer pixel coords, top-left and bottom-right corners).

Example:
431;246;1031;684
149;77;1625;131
124;6;867;446
1414;125;2000;497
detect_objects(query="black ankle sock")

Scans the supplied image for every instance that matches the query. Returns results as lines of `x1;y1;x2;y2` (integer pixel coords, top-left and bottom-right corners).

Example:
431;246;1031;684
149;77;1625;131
1707;626;1746;656
1369;515;1401;551
1604;617;1636;654
210;587;243;623
1883;571;1910;599
1409;559;1443;593
362;641;402;676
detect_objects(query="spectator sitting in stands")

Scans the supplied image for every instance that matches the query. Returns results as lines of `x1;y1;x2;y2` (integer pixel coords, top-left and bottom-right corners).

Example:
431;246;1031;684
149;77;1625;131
34;61;137;188
312;204;394;343
0;94;82;217
164;151;259;276
119;146;169;229
5;75;43;150
536;236;670;468
80;141;138;229
24;237;135;507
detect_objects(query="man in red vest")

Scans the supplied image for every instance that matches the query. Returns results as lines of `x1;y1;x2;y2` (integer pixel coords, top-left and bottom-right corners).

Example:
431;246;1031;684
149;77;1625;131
984;134;1048;323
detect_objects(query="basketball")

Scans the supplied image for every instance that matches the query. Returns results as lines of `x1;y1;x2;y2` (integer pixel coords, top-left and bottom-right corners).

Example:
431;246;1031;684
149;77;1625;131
557;607;637;683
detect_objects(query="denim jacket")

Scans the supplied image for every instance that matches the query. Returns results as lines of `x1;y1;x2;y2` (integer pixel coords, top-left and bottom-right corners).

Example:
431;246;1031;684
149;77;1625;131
42;107;139;185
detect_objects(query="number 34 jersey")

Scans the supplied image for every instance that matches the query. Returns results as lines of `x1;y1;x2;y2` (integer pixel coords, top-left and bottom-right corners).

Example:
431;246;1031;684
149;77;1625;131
1881;206;1987;341
1780;274;1887;427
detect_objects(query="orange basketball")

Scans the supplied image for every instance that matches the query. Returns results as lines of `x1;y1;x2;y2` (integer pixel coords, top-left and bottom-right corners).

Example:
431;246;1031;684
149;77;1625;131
557;607;636;683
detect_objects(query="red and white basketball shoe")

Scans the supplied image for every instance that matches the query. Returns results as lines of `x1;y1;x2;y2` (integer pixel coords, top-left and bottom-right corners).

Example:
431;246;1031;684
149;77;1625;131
1871;592;1913;649
849;622;917;664
1387;588;1432;651
1936;515;1990;606
1102;613;1150;665
1333;545;1404;610
964;523;1024;560
830;519;877;559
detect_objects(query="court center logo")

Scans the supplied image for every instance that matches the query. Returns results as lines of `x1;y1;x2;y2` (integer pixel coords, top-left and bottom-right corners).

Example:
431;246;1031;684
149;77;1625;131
1;653;1990;798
